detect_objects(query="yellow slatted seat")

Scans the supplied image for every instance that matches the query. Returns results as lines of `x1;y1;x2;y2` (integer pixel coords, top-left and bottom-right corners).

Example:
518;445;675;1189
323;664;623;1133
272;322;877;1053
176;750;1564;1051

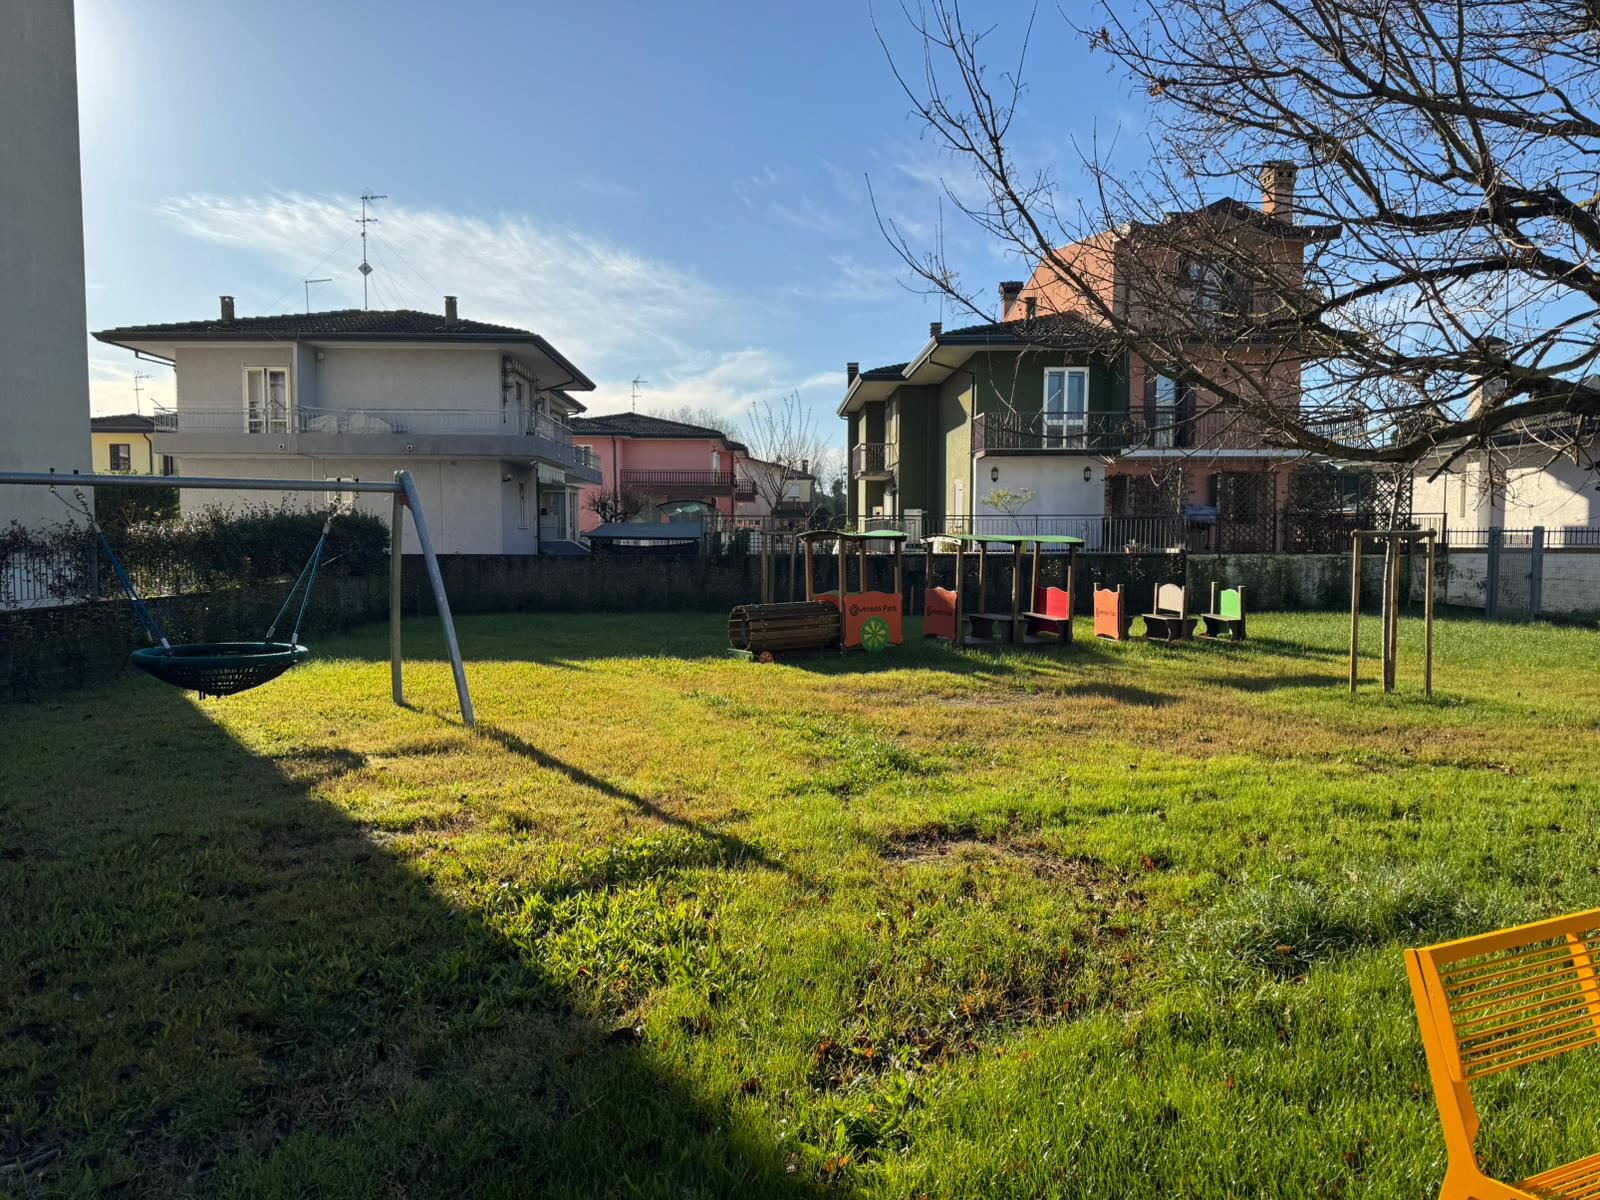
1405;909;1600;1199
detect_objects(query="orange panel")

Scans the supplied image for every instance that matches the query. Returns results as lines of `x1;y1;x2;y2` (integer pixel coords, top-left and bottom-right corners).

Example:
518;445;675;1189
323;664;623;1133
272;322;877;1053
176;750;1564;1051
924;587;957;641
824;591;903;649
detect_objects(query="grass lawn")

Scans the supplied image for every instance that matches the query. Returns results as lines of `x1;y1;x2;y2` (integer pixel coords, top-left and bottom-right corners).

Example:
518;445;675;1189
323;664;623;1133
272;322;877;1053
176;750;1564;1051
3;609;1600;1198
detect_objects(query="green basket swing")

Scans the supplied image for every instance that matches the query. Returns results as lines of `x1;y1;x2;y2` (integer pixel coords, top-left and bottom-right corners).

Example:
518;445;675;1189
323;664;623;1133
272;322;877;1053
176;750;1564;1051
80;495;335;699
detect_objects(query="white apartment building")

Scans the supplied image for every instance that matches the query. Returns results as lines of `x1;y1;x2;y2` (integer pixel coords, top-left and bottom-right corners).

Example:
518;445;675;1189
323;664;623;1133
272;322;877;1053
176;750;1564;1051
93;297;602;554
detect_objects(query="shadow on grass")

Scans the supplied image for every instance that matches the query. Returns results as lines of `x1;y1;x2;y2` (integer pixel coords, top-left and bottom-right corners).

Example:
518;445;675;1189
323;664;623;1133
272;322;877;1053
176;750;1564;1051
471;720;805;886
1205;671;1338;693
0;684;815;1197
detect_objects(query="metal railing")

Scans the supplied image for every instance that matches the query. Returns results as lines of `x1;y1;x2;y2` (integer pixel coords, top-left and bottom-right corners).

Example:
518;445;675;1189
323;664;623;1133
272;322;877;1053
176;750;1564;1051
971;406;1366;456
620;469;753;497
851;443;897;476
155;405;578;444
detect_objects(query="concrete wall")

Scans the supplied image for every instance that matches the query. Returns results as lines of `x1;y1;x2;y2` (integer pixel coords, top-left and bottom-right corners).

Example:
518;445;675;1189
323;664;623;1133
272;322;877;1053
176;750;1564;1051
174;455;514;555
0;1;92;529
1429;548;1600;616
314;346;500;412
979;457;1108;542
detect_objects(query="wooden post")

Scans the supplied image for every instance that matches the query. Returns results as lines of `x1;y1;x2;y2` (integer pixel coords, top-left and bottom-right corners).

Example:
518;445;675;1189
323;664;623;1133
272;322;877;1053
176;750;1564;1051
976;540;987;615
788;533;798;603
1066;545;1077;643
837;534;847;609
1010;538;1024;645
802;536;815;602
1383;537;1400;693
390;488;405;706
859;540;868;598
1424;533;1436;698
893;537;903;602
1348;532;1362;695
923;540;933;615
954;539;966;645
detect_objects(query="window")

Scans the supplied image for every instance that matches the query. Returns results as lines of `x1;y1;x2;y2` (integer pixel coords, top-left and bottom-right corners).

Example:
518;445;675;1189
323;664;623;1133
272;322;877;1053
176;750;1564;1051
160;454;177;477
1043;367;1088;447
109;443;131;471
517;482;529;529
1179;255;1251;316
1152;374;1179;448
244;367;289;433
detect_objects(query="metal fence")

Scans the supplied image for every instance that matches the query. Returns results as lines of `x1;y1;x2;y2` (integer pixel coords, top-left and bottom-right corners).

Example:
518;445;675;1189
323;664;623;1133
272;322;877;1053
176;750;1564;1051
2;538;98;607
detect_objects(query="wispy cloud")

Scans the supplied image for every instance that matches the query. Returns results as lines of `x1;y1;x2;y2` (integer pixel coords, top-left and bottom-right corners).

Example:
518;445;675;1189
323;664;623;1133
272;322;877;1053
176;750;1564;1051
158;192;721;365
789;253;905;302
733;166;853;237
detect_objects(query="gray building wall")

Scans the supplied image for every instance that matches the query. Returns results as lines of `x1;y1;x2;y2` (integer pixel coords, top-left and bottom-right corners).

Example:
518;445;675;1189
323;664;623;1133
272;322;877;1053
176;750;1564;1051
0;1;92;528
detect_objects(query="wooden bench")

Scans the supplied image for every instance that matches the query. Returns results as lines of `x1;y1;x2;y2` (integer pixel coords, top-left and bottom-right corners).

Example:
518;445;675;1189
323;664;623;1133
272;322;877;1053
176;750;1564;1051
1405;908;1600;1200
1197;583;1247;641
1140;582;1194;644
1093;584;1131;642
965;610;1017;645
1022;585;1073;646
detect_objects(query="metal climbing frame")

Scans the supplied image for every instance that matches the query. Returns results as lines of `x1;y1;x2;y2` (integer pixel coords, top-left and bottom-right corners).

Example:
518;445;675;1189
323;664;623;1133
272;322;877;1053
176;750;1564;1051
0;468;475;727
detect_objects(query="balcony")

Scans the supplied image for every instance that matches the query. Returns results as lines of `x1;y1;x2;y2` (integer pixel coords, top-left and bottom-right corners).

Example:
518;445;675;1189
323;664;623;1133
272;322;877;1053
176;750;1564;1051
620;469;756;500
151;405;601;482
972;407;1323;457
851;443;897;479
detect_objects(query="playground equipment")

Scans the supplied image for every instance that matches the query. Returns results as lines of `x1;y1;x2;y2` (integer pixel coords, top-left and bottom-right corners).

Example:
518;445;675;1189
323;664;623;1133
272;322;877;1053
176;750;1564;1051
1349;528;1436;697
0;468;475;726
1197;583;1247;641
922;533;1082;649
727;529;905;657
1140;583;1194;644
1093;584;1132;641
1405;907;1600;1200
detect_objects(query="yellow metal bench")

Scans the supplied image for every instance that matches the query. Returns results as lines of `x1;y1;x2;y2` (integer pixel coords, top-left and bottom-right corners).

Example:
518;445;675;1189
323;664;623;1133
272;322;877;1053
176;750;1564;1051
1405;909;1600;1199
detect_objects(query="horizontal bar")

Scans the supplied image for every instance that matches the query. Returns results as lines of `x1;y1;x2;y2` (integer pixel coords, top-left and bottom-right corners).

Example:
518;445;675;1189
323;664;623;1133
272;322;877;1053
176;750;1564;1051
0;471;403;494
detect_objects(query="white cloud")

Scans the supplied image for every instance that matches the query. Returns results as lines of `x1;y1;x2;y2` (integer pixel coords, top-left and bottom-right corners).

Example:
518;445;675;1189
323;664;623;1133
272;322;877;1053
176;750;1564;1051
789;253;905;301
89;354;173;416
158;192;722;365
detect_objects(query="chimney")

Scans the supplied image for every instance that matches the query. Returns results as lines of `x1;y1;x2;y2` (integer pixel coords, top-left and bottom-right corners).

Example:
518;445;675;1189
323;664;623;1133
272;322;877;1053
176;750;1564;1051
1024;296;1037;320
929;321;942;338
1260;160;1297;219
801;458;809;477
999;280;1024;319
846;361;859;384
219;295;235;324
444;295;459;326
1469;335;1510;419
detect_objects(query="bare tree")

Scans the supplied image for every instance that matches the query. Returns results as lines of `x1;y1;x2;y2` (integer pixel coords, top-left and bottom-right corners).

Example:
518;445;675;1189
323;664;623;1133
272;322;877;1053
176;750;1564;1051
646;403;736;437
874;0;1600;484
585;482;654;525
739;390;828;519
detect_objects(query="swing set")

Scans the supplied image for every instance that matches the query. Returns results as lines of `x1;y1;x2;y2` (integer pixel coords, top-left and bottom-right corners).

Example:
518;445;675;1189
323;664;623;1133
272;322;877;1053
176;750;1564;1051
0;468;476;726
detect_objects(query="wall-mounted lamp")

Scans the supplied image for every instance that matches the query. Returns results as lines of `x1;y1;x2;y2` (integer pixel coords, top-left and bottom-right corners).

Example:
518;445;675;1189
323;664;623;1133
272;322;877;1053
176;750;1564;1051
990;466;1000;482
1083;466;1094;482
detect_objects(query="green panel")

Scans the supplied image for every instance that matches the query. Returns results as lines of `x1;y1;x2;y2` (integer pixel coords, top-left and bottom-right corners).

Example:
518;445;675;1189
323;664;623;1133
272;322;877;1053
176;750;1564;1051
1219;588;1242;620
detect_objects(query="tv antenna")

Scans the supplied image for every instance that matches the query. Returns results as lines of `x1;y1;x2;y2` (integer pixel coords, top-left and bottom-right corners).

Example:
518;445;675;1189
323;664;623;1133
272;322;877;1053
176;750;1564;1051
304;277;332;313
630;375;649;412
133;371;149;414
358;191;387;309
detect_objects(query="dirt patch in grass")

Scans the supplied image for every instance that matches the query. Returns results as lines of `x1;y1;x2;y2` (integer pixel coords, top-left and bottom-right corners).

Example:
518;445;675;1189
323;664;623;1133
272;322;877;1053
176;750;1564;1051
882;829;1138;897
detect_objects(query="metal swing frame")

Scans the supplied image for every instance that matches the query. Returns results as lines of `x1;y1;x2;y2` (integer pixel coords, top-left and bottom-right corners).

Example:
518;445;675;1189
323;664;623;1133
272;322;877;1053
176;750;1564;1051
0;468;475;727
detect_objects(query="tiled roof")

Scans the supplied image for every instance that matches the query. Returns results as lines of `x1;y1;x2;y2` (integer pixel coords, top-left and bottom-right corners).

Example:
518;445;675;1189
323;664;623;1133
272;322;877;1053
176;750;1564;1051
860;362;908;379
90;413;156;433
1176;197;1340;240
938;311;1104;343
570;413;737;441
93;308;544;342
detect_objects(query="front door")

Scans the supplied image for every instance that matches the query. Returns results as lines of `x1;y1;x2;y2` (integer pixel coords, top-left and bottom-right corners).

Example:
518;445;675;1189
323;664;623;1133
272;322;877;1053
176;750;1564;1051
538;490;563;543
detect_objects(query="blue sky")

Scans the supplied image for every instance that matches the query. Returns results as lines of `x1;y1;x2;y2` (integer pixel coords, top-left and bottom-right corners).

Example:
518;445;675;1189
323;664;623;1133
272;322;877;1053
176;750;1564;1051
75;0;1135;443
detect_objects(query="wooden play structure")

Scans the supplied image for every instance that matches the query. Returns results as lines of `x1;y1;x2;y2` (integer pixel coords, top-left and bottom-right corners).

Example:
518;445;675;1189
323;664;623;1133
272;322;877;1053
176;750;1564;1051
1405;907;1600;1199
1140;582;1194;644
1093;584;1132;642
1197;583;1247;641
1349;528;1436;696
922;533;1082;649
727;529;905;658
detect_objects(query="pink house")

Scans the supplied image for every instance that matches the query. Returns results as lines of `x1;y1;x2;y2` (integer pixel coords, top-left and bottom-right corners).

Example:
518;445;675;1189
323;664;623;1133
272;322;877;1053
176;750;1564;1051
569;413;753;531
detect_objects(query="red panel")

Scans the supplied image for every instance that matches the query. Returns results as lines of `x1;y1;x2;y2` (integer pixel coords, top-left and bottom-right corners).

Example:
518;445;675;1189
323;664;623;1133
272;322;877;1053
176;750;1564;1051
1032;586;1071;620
924;586;957;640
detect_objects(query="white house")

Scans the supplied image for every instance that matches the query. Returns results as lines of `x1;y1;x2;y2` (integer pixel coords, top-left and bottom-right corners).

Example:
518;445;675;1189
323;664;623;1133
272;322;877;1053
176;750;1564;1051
1413;416;1600;534
92;297;602;554
0;2;92;530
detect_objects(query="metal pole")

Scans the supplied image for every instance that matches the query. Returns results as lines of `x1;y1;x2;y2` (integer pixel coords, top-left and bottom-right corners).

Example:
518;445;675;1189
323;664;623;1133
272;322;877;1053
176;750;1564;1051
1349;532;1362;695
1009;539;1024;645
1424;534;1436;698
396;470;474;728
0;470;403;494
1066;545;1077;644
390;488;405;706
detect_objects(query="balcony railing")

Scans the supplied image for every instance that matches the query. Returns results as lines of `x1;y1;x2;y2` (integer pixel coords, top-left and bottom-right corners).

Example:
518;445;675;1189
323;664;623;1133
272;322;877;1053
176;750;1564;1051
851;443;897;477
972;406;1346;455
620;469;754;497
155;405;576;444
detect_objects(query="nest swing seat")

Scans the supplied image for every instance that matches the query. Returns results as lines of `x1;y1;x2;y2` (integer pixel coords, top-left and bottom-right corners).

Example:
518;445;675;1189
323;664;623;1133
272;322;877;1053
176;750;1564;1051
130;641;311;698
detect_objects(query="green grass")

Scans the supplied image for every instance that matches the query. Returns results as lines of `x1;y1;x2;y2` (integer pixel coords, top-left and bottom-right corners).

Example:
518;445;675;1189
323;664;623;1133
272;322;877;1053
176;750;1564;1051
3;609;1599;1197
